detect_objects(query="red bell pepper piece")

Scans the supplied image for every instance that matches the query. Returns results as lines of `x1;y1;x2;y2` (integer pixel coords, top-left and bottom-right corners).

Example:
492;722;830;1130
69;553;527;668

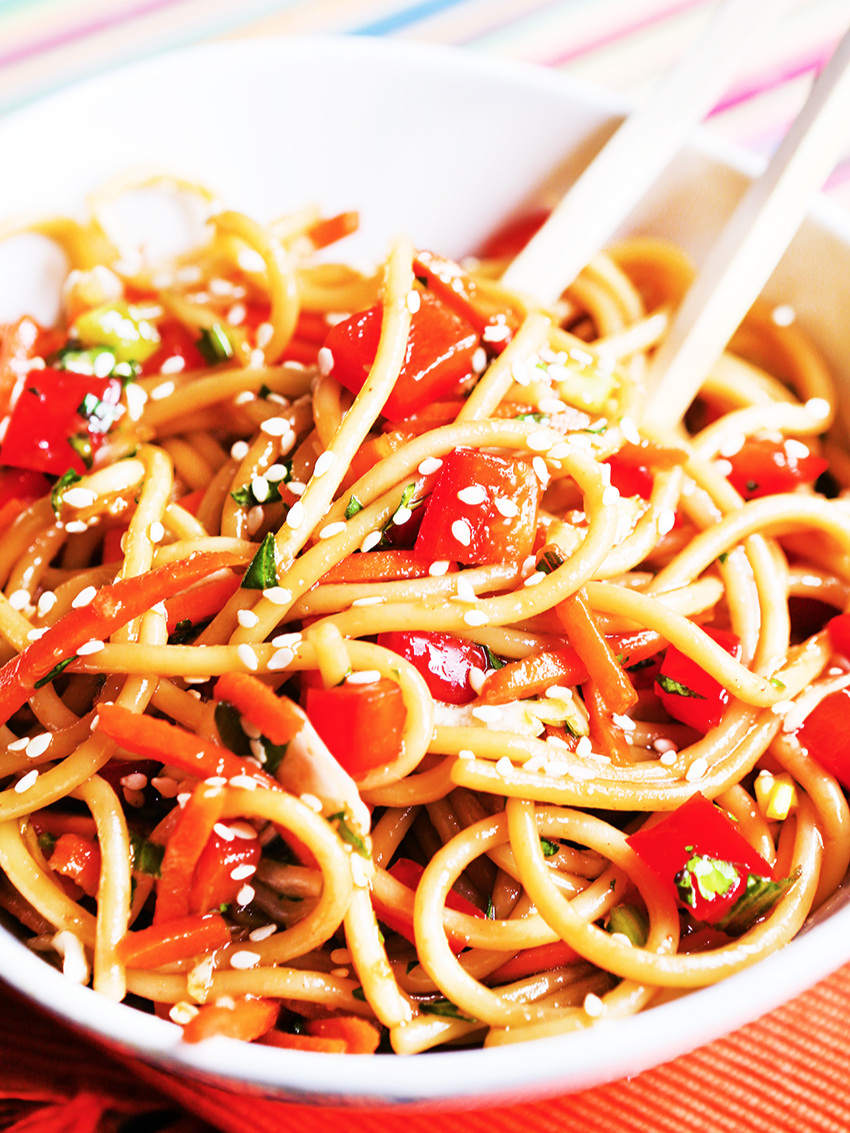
0;468;50;531
137;319;207;376
0;549;246;725
797;685;850;789
181;996;280;1044
725;436;827;500
0;367;123;475
304;678;406;777
0;317;64;416
655;627;741;733
188;824;261;916
155;783;227;923
414;448;540;565
604;455;654;500
375;857;484;954
377;630;488;705
322;289;479;420
477;208;551;260
826;613;850;660
627;794;774;926
49;833;102;899
118;911;232;968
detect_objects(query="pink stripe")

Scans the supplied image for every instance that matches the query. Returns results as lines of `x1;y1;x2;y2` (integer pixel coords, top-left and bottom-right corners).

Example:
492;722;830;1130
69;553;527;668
710;43;840;116
0;0;189;69
825;157;850;190
541;0;707;68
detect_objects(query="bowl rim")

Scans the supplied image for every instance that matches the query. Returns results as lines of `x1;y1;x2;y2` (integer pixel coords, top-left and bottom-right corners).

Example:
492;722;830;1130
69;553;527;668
2;31;850;1107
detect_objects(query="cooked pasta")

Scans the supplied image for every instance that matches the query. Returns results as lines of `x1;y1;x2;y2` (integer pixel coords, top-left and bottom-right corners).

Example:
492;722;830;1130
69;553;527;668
0;177;848;1054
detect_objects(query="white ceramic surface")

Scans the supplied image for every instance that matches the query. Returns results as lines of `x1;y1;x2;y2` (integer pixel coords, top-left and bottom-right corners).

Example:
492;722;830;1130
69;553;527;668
2;34;850;1108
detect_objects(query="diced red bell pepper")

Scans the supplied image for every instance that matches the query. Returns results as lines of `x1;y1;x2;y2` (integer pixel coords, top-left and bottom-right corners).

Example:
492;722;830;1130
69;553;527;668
655;627;741;733
627;793;773;924
725;436;827;500
0;468;49;531
188;825;261;915
377;631;488;705
0;317;64;416
137;319;207;376
797;685;850;790
476;208;550;260
414;448;540;565
304;677;406;777
375;857;484;954
827;613;850;660
322;289;479;420
604;455;654;500
0;367;123;475
49;833;102;899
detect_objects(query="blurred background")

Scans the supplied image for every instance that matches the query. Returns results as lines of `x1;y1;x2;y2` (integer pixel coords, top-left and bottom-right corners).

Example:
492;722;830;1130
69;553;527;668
1;0;848;209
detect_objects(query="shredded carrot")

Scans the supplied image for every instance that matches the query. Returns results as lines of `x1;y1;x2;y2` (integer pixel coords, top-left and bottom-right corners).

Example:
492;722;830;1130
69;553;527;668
307;1015;381;1054
213;672;304;747
555;590;638;715
31;811;98;838
306;211;359;251
321;550;457;585
154;782;227;923
583;680;634;765
48;833;101;899
118;911;231;968
260;1030;347;1054
164;571;241;634
487;939;580;984
181;996;280;1044
479;630;664;705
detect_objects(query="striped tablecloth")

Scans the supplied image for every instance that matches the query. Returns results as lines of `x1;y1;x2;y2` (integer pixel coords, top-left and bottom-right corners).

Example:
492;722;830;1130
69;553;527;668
3;2;850;1132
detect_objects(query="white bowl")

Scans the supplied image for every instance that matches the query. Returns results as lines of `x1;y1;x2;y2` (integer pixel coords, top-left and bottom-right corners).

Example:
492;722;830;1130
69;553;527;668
2;34;850;1108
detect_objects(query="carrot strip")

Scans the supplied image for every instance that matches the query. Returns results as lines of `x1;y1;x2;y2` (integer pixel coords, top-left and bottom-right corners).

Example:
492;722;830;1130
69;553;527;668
307;1015;381;1054
320;550;457;585
213;672;304;747
584;680;635;766
260;1030;347;1054
164;571;241;634
95;704;278;788
48;834;102;899
479;630;664;705
281;338;320;366
154;782;227;923
0;550;248;725
181;997;280;1044
555;590;638;715
31;811;98;838
118;912;231;968
306;211;359;251
487;939;580;984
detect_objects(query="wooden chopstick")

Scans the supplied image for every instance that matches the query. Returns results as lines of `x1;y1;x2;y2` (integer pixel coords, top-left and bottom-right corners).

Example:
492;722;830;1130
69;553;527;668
645;24;850;432
500;0;797;305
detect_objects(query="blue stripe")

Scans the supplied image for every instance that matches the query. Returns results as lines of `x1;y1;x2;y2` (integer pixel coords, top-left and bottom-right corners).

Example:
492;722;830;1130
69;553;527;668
352;0;470;37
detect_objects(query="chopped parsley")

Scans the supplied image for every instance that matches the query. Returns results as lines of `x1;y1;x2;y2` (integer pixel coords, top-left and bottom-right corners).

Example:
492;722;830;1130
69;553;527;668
68;434;94;469
345;495;364;520
130;833;165;878
77;392;123;434
50;469;82;515
329;810;370;858
196;322;234;365
34;657;74;689
656;674;705;699
241;531;278;590
419;999;477;1023
540;837;559;857
481;644;505;671
716;869;798;935
215;701;252;756
536;547;565;575
606;904;648;946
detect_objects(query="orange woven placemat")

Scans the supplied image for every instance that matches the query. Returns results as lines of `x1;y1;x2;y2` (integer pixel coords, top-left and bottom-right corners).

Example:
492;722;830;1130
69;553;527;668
4;963;850;1133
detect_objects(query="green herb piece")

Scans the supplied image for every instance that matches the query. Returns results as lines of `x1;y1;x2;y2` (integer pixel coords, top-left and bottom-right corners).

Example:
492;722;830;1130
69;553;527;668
241;531;278;590
675;854;740;910
129;833;165;878
345;495;364;520
540;837;559;857
770;677;786;690
536;547;565;575
219;902;231;914
196;322;234;365
168;618;198;645
231;480;283;508
260;738;288;775
77;392;123;434
352;987;366;1002
718;551;729;565
716;868;799;935
420;999;477;1023
329;810;370;858
606;904;648;946
398;482;416;511
50;469;82;515
72;301;161;364
68;434;94;469
485;897;496;920
657;674;705;699
582;420;608;435
37;831;57;856
514;411;549;424
34;657;74;688
215;700;252;755
258;383;272;399
481;644;505;671
53;342;118;377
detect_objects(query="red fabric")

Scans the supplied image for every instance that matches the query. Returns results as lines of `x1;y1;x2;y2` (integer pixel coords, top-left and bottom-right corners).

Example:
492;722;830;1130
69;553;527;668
4;965;850;1132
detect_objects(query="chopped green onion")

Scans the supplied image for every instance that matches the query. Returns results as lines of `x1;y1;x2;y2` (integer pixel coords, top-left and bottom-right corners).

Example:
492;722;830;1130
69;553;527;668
241;532;278;590
196;322;234;365
50;469;82;515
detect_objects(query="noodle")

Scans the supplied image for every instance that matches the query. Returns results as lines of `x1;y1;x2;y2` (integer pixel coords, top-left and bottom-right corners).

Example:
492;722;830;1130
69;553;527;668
0;178;849;1055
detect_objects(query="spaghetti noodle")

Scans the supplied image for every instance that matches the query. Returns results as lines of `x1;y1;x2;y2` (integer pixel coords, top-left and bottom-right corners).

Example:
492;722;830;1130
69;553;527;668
0;179;848;1054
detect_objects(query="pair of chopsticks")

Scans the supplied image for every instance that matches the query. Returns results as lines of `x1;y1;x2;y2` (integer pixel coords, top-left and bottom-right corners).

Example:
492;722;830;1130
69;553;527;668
502;0;850;432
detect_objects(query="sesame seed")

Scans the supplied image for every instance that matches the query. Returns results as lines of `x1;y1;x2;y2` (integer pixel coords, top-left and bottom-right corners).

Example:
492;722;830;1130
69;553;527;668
260;417;293;438
657;510;676;535
229;951;261;970
351;596;385;607
263;587;292;605
237;609;259;628
26;734;50;759
151;381;175;401
268;648;294;671
523;571;545;588
237;248;266;273
805;397;830;420
350;855;372;888
251;476;270;503
526;430;553;452
495;756;514;777
464;609;489;626
533;457;549;485
392;507;413;526
237;644;259;671
455;576;477;603
246;506;264;535
611;713;636;732
76;639;105;656
583;993;605;1018
539;397;567;414
545;685;572;699
237;883;255;905
320;521;347;539
72;586;98;609
63;488;96;509
286;501;305;530
547;442;571;460
64;520;89;534
619;417;641;445
243;719;262;739
120;773;148;790
576;736;593;758
230;441;249;460
26;628;47;642
686;757;708;782
300;793;323;813
123;788;146;808
124;384;147;421
458;485;487;505
8;737;29;751
406;290;421;314
418;457;443;476
472;705;501;722
161;355;185;374
228;774;259;790
468;668;486;693
36;592;57;617
256;322;274;348
149;521;165;544
785;438;811;460
494;497;519;518
718;434;745;458
451;519;472;547
265;463;288;482
249;924;278;942
347;670;382;684
8;590;31;611
771;304;795;326
213;823;236;842
428;560;450;577
602;486;620;505
314;451;336;477
510;358;531;385
227;303;247;326
234;391;255;406
471;347;488;374
14;769;38;793
271;632;302;648
570;347;595;367
317;347;334;376
360;531;381;553
170;1002;200;1025
458;749;475;759
230;863;257;881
